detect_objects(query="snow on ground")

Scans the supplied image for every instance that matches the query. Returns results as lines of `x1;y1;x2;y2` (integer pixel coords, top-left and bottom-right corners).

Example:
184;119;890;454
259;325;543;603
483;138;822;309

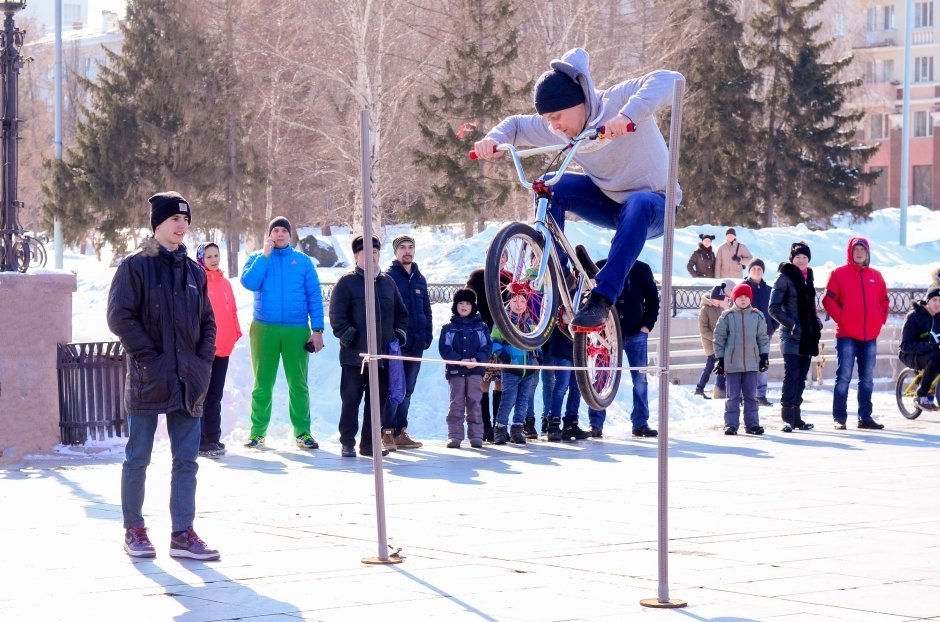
56;206;940;456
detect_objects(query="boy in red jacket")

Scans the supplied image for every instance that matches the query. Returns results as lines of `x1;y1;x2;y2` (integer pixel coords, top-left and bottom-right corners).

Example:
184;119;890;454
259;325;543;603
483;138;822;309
822;237;889;430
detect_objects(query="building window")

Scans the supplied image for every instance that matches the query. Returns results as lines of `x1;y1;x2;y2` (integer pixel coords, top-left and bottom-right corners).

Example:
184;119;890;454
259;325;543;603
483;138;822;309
869;113;888;140
64;3;81;22
915;2;934;28
915;56;934;82
882;59;895;82
884;5;896;29
914;110;933;137
913;165;933;208
834;13;846;36
870;167;888;209
867;7;878;32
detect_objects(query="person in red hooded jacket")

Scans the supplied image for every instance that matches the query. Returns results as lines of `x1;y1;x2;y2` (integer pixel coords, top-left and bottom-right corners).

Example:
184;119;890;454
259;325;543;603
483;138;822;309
822;237;889;431
196;242;243;456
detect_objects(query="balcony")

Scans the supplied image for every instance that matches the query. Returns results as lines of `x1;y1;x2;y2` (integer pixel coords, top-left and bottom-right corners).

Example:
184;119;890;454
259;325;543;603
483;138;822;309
863;29;897;48
914;28;934;45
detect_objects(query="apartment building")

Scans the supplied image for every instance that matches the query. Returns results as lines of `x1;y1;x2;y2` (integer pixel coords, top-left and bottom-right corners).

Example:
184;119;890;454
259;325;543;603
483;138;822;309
855;0;940;209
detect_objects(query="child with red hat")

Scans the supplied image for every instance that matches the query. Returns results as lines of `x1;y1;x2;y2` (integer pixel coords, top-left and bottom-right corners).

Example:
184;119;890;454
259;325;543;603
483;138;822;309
712;283;770;435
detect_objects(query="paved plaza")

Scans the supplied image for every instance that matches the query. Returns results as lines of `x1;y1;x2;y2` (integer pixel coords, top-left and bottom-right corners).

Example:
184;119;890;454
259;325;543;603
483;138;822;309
3;407;940;622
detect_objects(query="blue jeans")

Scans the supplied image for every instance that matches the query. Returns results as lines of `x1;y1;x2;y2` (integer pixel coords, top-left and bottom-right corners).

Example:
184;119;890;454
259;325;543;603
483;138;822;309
385;358;421;433
526;370;540;420
540;366;556;422
832;337;877;423
496;373;537;426
122;411;201;532
548;358;582;419
757;370;768;399
548;172;666;303
587;332;651;429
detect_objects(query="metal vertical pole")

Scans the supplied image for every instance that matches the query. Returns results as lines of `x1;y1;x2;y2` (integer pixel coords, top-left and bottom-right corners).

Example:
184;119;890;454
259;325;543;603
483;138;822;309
359;108;399;565
640;78;687;609
899;0;913;247
54;0;63;268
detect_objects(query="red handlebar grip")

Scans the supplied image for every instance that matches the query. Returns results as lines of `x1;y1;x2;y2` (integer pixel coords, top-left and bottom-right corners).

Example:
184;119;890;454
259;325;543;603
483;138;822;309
469;146;498;160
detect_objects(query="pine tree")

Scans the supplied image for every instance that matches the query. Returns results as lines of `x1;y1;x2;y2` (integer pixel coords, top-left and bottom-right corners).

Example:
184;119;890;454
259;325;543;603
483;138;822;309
659;0;762;227
749;0;879;226
41;0;243;256
412;0;522;234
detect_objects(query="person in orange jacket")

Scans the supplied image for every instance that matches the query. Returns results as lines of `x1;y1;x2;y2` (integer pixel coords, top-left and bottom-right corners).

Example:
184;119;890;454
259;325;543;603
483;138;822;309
196;242;243;456
822;237;889;430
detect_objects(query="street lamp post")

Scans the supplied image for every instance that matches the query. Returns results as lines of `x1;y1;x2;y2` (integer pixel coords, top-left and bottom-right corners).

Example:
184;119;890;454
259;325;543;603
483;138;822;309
0;0;27;272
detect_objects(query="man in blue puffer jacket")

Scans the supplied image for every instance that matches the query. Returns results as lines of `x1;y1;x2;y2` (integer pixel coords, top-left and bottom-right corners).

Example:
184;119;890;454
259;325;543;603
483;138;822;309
240;217;325;450
383;234;433;449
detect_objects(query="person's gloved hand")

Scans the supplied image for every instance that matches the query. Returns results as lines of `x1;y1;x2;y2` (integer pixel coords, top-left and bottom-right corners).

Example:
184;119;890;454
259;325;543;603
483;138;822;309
759;353;769;373
714;357;725;376
497;350;511;364
339;327;358;348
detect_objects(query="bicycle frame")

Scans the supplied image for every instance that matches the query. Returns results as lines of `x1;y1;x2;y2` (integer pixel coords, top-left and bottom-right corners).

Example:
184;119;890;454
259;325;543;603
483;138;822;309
494;127;605;332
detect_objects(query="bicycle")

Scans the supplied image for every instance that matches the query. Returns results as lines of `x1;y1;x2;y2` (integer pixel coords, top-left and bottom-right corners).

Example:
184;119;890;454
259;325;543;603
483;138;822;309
895;367;940;419
470;126;623;409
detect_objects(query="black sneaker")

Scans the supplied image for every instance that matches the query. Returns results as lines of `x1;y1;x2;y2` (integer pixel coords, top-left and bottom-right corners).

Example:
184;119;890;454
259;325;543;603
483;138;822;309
693;388;712;400
857;419;885;430
523;416;538;440
341;444;356;458
833;421;847;430
546;417;562;442
757;397;773;407
745;425;764;435
493;424;509;445
590;427;603;438
198;444;221;458
509;424;527;444
562;422;590;440
359;446;390;457
793;421;814;431
571;291;612;328
632;425;658;438
723;426;738;435
781;423;793;433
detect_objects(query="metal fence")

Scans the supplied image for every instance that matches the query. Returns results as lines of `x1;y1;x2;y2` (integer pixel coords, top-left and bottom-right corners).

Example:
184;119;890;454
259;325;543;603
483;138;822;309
57;341;127;444
321;283;925;316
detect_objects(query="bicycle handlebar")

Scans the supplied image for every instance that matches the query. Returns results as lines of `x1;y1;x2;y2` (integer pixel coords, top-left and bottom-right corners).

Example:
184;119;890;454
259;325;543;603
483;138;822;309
469;126;607;189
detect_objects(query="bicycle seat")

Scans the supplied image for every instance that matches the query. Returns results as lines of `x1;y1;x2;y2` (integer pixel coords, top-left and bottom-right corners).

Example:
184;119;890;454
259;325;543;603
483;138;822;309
575;245;600;279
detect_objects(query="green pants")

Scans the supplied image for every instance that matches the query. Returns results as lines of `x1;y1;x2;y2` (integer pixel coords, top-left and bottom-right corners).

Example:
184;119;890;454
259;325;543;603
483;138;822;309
249;321;311;437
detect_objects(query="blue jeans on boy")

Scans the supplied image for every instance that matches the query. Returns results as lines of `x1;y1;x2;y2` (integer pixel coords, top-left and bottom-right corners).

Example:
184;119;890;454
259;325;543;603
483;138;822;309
832;337;877;424
587;332;651;430
540;366;555;424
496;372;537;427
549;358;583;418
122;411;200;532
548;172;666;303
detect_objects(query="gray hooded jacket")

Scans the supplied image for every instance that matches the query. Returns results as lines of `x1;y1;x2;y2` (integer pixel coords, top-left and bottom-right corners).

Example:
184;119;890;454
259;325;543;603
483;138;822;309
485;48;683;204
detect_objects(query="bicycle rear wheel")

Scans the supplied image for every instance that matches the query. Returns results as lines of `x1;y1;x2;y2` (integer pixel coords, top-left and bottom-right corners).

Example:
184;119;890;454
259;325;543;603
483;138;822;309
895;368;922;420
573;305;623;410
484;222;559;350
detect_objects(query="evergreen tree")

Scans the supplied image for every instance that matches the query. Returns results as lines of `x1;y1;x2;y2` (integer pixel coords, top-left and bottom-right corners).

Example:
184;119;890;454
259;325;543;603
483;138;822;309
412;0;522;234
41;0;246;256
659;0;762;227
749;0;879;226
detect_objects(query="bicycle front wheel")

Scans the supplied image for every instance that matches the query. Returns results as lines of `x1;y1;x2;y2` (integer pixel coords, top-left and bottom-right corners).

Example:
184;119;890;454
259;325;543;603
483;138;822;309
895;368;922;420
484;222;559;350
573;305;623;410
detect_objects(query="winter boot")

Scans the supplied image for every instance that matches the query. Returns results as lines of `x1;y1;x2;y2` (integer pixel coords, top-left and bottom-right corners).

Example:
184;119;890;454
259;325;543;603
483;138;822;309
546;416;563;442
780;405;795;433
493;424;509;445
381;429;398;452
509;424;527;444
394;428;423;449
561;416;590;440
792;406;814;430
693;387;711;400
481;393;494;442
523;416;538;440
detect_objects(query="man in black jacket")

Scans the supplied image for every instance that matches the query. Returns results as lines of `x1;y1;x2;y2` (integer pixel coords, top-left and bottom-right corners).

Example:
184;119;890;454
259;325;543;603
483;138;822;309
383;235;432;450
587;259;660;438
330;235;409;457
106;191;219;561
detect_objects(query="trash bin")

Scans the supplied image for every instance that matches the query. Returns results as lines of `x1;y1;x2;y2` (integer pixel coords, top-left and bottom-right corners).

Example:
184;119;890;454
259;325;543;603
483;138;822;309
57;342;127;444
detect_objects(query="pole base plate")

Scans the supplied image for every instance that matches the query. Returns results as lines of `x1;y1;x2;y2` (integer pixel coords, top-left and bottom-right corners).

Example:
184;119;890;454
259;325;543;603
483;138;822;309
361;554;404;565
640;598;687;609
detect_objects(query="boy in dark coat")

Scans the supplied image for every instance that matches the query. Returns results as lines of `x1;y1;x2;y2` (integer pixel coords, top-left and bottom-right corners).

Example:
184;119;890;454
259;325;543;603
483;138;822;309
743;258;778;406
439;289;493;448
899;287;940;410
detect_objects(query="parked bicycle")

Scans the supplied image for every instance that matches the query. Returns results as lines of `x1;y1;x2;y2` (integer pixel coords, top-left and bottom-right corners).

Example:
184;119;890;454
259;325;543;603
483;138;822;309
470;126;623;409
895;367;940;419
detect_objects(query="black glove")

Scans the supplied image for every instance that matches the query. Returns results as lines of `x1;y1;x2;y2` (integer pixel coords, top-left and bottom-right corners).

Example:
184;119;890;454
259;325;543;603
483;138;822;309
395;328;407;347
759;353;769;373
339;326;358;348
714;357;725;376
497;350;511;364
